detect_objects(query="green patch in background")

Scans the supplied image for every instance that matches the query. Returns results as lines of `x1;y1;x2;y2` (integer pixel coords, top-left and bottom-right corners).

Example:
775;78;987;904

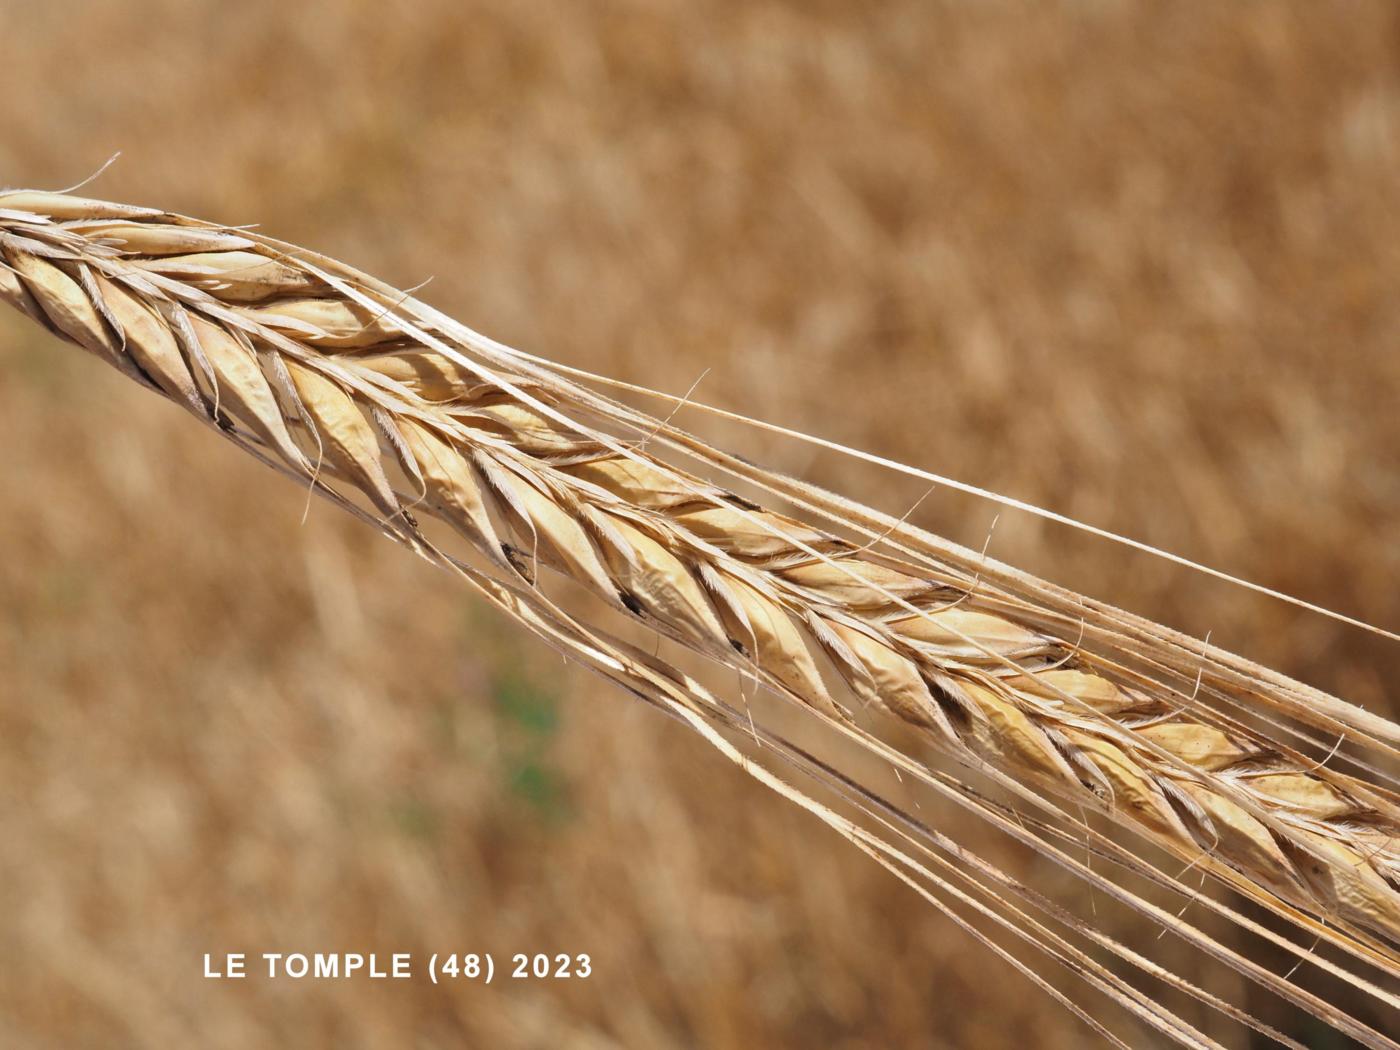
491;668;560;737
458;601;575;825
389;795;441;842
490;666;573;825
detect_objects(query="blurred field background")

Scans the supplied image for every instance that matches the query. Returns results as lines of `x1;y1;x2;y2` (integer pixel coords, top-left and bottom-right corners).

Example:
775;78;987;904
2;2;1399;1047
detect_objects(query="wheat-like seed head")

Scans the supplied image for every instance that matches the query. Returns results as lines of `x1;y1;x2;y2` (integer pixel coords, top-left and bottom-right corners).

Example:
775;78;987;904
3;190;1397;1045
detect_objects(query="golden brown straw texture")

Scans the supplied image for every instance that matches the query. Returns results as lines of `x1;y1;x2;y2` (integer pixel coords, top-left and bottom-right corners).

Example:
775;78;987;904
3;190;1397;1047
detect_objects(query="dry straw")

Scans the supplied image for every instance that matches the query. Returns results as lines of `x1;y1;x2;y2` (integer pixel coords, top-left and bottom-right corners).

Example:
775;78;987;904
2;190;1397;1047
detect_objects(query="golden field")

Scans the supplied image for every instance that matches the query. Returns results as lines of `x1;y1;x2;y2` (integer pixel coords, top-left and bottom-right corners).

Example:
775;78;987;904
1;3;1397;1046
